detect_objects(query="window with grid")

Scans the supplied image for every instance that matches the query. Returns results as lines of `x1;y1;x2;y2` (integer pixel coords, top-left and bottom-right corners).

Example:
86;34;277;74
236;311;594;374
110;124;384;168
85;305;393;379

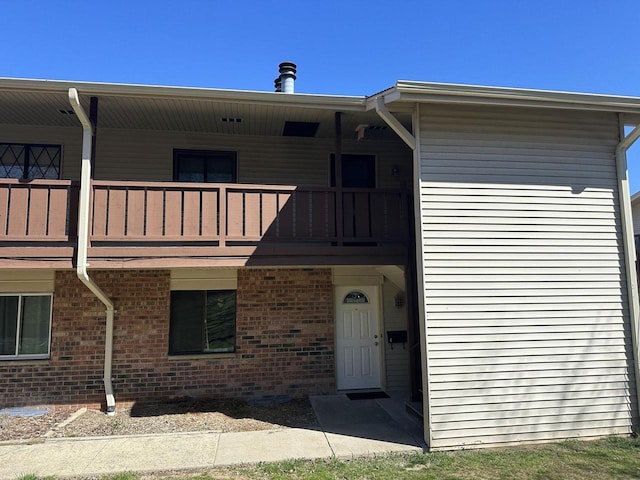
0;294;52;359
0;144;62;180
169;290;236;355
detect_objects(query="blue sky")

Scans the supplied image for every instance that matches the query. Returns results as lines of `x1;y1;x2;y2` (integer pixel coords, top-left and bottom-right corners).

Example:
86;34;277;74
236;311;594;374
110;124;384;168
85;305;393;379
4;0;640;189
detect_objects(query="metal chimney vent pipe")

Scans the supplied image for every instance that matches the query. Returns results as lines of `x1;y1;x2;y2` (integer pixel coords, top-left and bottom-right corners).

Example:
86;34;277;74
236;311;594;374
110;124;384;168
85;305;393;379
278;62;297;93
274;77;282;92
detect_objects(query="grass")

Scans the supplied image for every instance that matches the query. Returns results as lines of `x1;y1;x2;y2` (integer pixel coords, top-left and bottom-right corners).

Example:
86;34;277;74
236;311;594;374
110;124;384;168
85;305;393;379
16;436;640;480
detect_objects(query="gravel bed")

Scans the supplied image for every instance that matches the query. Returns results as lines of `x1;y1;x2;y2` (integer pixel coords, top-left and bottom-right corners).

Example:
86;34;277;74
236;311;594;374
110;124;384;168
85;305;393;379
1;397;319;440
0;406;78;441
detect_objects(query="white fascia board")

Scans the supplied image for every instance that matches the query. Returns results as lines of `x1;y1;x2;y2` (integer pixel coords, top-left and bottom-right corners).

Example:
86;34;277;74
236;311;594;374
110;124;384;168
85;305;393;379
0;77;367;111
391;80;640;114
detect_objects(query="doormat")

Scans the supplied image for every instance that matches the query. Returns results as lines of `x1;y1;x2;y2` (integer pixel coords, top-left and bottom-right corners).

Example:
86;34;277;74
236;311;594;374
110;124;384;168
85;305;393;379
346;391;390;400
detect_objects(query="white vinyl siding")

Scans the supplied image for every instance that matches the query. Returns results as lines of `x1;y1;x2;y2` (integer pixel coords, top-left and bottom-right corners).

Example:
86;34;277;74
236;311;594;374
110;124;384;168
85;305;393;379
418;104;637;449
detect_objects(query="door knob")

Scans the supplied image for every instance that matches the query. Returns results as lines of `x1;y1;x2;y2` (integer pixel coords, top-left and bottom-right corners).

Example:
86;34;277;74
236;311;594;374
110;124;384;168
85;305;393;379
375;342;379;346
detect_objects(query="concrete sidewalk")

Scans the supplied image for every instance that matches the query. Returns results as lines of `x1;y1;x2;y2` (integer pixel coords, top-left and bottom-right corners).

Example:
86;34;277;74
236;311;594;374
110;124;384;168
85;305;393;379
0;393;424;479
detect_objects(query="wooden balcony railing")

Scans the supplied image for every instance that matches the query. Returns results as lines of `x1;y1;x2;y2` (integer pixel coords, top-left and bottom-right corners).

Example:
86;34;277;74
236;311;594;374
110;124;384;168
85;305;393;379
90;181;408;246
0;179;78;241
0;179;407;245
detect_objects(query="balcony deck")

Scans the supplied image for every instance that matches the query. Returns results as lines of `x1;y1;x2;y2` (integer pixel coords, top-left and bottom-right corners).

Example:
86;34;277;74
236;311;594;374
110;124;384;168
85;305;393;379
0;180;409;268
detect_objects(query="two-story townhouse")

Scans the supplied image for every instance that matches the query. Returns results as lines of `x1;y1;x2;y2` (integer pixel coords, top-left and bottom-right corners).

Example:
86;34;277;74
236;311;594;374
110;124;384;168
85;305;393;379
1;66;640;450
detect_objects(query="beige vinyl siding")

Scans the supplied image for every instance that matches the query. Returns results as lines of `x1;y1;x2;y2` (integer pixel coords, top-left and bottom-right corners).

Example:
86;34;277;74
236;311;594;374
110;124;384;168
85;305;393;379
418;104;637;449
92;128;411;187
0;270;54;292
382;278;409;390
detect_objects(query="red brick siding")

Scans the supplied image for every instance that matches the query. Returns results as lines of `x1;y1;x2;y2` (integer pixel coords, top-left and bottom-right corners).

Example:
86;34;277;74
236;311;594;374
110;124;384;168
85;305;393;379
0;268;335;410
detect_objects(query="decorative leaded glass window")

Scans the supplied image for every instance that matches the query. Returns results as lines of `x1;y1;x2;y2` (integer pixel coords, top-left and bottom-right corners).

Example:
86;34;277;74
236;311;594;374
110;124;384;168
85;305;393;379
0;144;62;180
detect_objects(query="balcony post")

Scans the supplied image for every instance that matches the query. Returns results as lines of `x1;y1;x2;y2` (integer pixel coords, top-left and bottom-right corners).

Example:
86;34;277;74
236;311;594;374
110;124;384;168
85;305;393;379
219;185;226;247
335;112;343;245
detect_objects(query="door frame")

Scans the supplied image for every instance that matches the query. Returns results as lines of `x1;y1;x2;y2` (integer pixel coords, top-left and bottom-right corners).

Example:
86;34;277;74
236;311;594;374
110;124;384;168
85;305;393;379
334;284;385;391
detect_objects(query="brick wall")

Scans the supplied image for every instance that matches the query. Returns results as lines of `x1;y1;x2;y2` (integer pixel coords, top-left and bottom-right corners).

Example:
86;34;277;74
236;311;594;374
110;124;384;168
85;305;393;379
0;268;335;410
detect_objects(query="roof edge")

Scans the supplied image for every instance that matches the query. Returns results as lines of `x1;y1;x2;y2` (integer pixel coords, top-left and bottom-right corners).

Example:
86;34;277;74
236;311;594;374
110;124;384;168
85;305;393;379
384;80;640;114
0;77;367;111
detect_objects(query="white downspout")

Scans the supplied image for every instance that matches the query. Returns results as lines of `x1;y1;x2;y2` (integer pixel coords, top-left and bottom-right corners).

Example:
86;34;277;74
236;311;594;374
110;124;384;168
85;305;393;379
68;88;116;415
615;118;640;420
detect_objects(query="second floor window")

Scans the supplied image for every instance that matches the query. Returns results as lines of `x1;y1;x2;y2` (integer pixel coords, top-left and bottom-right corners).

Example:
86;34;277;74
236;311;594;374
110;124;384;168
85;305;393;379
173;149;237;183
0;144;62;180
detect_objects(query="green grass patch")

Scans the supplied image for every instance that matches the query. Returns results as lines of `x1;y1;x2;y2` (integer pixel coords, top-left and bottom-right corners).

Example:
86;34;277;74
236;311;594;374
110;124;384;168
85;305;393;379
16;437;640;480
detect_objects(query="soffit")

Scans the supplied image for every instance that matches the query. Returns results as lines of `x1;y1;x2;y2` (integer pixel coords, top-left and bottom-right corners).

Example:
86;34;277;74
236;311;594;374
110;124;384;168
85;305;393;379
0;87;410;139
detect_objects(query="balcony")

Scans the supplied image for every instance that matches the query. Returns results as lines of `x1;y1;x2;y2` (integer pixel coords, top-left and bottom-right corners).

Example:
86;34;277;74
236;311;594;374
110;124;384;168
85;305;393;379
0;179;409;268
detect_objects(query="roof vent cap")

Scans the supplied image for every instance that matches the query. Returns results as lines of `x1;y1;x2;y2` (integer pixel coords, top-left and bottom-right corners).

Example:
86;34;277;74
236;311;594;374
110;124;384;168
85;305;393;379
277;62;297;93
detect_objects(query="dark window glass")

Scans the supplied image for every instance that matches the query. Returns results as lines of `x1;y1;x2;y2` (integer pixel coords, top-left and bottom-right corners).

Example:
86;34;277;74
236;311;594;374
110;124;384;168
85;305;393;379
174;150;237;183
0;144;61;180
169;290;236;355
330;154;376;188
0;295;51;358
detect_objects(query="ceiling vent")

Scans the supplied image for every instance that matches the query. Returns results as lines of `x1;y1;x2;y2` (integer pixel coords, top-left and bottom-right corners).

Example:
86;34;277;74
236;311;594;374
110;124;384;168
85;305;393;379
282;121;319;137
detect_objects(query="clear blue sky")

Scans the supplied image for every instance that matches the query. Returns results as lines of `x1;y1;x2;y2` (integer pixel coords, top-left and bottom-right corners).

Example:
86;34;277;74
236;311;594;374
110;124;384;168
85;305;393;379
4;0;640;189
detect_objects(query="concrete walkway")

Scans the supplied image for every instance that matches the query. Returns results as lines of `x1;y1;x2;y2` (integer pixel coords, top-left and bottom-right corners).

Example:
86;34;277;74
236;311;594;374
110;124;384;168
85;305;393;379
0;392;425;479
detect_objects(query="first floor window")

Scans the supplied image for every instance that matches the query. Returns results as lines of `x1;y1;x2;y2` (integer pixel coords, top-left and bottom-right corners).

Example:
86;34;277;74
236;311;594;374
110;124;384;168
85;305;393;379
0;294;52;359
169;290;236;355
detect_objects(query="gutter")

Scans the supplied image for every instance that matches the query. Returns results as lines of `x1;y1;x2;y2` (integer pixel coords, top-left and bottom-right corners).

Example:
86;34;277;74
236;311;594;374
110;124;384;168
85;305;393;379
68;87;117;415
615;118;640;418
0;77;367;111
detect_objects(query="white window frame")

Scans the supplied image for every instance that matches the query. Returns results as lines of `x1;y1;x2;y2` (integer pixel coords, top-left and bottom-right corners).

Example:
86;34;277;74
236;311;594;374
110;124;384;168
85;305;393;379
0;293;53;360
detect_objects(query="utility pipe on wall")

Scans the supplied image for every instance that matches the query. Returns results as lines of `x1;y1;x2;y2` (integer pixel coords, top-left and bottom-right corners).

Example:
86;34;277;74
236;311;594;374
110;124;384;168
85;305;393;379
68;87;116;415
615;117;640;419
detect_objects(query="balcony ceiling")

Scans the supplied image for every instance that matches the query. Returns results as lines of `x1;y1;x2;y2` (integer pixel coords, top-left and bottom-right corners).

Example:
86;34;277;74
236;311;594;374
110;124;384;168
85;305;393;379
0;88;412;139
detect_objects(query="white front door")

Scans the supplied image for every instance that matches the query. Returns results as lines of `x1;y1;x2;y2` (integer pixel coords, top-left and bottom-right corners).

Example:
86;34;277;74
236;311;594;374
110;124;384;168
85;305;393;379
335;286;381;390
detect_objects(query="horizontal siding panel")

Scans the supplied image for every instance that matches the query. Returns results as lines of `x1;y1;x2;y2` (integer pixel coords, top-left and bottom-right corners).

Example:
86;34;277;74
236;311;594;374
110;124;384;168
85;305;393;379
429;345;631;360
430;353;631;367
428;322;626;335
418;105;636;448
429;329;629;343
431;420;633;443
423;224;618;233
420;182;615;194
424;201;615;213
422;193;615;205
429;338;627;353
428;380;633;399
433;410;633;432
426;311;625;323
430;365;632;382
433;405;636;424
431;359;633;375
431;425;633;450
427;281;623;290
431;390;636;408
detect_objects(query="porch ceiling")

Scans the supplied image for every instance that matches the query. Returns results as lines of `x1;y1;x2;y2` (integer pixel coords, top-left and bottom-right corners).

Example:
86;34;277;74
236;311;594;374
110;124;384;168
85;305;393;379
0;85;412;139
